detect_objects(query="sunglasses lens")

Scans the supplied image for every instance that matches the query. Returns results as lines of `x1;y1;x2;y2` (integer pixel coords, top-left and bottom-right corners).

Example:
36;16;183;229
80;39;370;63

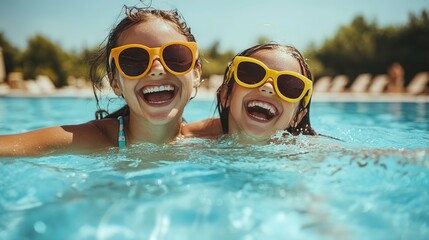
237;62;266;84
277;75;305;98
162;44;194;73
118;48;150;77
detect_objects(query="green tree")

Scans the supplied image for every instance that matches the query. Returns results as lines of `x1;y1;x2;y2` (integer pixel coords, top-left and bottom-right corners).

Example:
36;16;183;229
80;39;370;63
303;46;324;79
0;32;21;79
21;35;68;87
65;47;100;81
256;36;270;45
200;40;234;80
313;15;378;80
392;10;429;84
309;10;429;86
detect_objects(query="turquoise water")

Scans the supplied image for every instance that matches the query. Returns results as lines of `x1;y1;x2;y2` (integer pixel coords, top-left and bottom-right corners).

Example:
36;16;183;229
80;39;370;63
0;98;428;240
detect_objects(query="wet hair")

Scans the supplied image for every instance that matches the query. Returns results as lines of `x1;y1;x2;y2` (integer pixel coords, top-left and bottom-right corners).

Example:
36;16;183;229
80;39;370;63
216;43;316;136
89;6;199;119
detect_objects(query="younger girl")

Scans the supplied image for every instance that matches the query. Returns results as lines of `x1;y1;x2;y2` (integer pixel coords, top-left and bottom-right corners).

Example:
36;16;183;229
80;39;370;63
183;43;316;143
0;7;201;156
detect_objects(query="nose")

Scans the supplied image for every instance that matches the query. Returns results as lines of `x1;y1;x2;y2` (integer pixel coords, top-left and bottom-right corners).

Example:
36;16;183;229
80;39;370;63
147;56;166;77
258;78;275;96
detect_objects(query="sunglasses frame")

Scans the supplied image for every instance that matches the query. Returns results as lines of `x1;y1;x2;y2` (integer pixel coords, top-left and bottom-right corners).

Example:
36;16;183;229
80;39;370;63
109;41;198;80
227;56;313;107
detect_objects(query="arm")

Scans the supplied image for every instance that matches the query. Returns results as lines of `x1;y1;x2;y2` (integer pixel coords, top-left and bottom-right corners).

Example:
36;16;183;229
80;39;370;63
0;119;117;157
182;118;223;139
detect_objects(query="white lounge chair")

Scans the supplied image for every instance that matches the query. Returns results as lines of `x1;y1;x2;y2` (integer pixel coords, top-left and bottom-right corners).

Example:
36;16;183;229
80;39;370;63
368;74;389;93
24;80;42;94
350;73;372;93
329;75;349;92
406;72;429;95
36;75;55;93
313;76;332;92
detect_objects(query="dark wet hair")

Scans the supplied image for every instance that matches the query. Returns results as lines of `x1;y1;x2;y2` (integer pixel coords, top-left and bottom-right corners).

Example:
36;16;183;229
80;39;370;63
89;6;199;119
216;43;316;136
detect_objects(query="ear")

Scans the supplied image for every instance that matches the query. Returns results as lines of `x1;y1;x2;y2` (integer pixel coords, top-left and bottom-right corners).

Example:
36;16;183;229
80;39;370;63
192;63;202;88
289;108;308;128
109;72;122;96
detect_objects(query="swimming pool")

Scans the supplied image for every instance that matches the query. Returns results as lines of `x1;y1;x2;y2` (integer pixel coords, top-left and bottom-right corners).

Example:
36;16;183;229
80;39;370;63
0;97;428;240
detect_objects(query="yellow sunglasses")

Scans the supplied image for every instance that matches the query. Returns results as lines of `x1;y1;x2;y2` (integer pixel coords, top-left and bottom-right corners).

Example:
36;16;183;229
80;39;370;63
109;41;198;79
227;56;313;107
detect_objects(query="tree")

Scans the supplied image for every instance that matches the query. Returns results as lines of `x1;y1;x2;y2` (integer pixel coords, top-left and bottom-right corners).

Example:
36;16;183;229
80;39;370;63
0;33;21;79
393;10;429;84
21;35;68;87
200;40;234;80
256;36;270;45
309;10;429;86
313;15;379;80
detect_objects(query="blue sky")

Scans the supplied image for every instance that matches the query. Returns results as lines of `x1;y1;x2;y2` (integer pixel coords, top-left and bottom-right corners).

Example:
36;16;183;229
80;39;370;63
0;0;428;52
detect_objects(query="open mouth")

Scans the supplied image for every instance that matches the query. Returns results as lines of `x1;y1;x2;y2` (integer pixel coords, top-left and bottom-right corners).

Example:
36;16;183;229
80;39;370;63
141;84;177;105
246;100;278;122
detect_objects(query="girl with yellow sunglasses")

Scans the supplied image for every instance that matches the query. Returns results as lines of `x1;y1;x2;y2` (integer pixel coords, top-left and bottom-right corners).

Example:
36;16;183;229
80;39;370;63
0;7;202;156
183;43;316;143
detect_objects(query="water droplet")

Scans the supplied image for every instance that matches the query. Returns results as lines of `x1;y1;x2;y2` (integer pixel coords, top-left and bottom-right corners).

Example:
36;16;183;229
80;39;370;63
34;221;47;234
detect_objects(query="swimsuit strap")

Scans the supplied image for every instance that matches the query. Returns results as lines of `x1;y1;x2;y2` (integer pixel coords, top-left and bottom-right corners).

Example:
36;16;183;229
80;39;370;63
117;116;126;147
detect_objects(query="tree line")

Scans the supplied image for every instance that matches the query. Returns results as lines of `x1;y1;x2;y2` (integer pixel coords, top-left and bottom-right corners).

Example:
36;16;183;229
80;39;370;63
307;10;429;86
1;10;428;87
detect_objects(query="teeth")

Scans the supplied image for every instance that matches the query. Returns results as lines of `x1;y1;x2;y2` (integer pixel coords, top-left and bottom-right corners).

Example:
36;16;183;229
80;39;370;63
247;100;277;115
143;85;174;94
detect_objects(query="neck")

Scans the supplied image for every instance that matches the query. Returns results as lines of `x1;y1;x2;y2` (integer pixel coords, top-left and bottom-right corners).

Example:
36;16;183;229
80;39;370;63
236;132;270;145
125;114;183;144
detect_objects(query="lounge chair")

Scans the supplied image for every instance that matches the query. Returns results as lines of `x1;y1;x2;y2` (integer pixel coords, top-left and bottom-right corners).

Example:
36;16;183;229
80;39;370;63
406;72;429;95
350;73;372;93
313;76;332;92
36;75;56;93
329;75;349;92
24;80;42;94
368;74;389;93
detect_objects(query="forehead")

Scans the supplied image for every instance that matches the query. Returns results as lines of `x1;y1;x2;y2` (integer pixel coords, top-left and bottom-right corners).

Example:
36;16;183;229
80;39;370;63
117;17;188;47
249;49;301;73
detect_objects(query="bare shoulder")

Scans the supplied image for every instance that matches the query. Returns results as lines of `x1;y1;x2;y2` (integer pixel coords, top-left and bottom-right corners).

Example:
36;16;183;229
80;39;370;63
182;118;223;138
86;117;120;144
0;118;119;156
60;118;120;150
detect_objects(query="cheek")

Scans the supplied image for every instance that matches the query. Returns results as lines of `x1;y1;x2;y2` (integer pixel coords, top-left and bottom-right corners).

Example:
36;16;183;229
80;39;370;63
229;94;241;114
119;77;140;100
228;85;245;109
280;103;299;123
228;85;250;119
121;78;135;91
180;75;194;95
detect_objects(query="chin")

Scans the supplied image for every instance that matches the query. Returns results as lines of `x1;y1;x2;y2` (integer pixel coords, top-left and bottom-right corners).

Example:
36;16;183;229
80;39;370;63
146;109;182;125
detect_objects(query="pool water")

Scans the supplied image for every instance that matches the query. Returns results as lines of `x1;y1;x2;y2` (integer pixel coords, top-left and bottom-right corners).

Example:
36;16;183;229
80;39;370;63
0;97;428;240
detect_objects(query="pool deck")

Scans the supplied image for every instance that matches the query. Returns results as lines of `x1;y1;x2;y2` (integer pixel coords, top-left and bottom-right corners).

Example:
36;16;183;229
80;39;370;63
312;92;429;103
1;86;428;103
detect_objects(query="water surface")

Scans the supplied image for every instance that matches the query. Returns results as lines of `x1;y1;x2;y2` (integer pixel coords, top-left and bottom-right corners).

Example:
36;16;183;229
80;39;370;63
0;98;428;240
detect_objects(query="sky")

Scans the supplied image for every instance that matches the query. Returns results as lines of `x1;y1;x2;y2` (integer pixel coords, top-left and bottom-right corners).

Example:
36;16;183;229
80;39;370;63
0;0;428;53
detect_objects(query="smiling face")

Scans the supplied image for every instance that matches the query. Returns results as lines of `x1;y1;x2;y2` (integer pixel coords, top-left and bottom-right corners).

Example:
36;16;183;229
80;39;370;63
226;49;302;141
111;17;200;125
